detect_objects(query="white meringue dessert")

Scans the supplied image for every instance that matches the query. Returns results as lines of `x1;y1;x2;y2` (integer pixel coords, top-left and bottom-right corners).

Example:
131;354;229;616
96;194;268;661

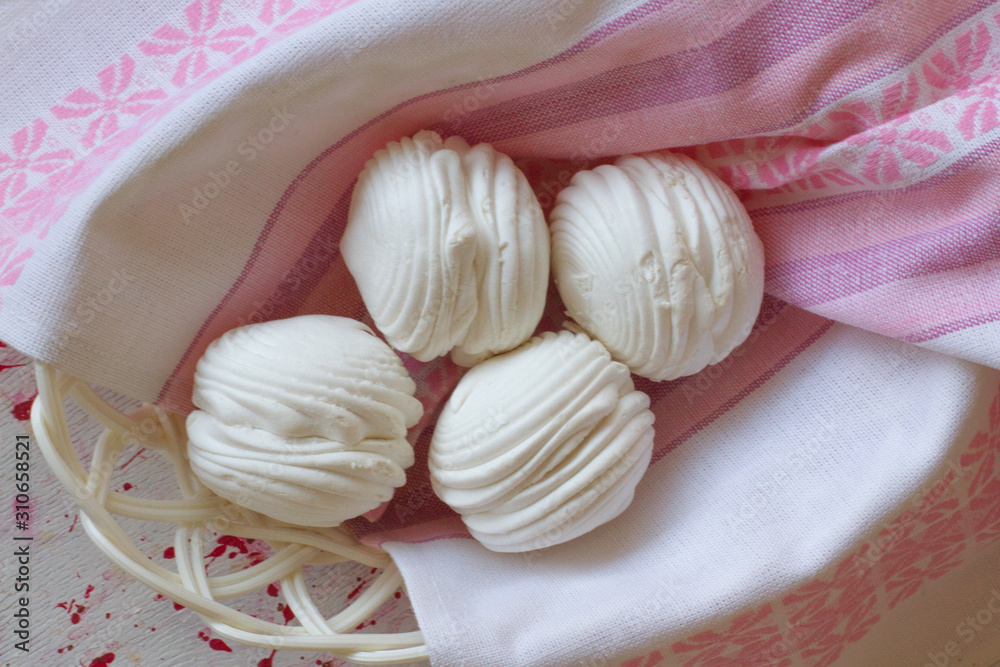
186;315;423;526
550;151;765;381
429;330;655;552
340;130;549;366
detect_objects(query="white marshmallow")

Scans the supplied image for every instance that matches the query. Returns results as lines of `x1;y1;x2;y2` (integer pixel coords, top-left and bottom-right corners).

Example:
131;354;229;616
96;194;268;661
186;315;423;526
341;130;549;366
429;330;655;552
550;151;765;381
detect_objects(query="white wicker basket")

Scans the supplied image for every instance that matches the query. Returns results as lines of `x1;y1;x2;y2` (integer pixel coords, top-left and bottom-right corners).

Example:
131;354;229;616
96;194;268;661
30;361;428;664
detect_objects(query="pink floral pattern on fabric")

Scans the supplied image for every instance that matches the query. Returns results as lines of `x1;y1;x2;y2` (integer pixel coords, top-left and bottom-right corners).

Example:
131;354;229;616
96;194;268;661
138;0;256;87
956;76;1000;139
0;240;32;289
847;123;954;185
51;55;168;148
922;22;992;93
1;3;1000;661
656;384;1000;667
0;119;74;206
671;605;793;667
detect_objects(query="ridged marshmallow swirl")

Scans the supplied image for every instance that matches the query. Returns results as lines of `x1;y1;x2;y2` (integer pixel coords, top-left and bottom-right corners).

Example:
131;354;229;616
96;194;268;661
429;330;655;552
551;151;765;381
341;130;549;366
186;315;423;526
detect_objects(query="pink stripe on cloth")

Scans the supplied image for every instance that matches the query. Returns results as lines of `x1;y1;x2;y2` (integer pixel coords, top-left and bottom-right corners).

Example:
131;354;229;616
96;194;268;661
463;0;886;150
811;258;1000;340
646;305;834;463
903;308;1000;343
750;141;1000;261
460;0;989;153
157;0;986;410
765;210;1000;307
157;1;698;410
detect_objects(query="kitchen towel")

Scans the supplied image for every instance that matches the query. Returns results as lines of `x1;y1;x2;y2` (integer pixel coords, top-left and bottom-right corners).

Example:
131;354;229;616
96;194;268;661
2;0;999;665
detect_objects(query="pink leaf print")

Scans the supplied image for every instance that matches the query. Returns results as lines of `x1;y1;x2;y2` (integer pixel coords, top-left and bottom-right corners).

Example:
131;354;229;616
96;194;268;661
2;161;90;239
231;36;269;66
139;0;255;87
956;78;1000;140
922;22;991;91
880;73;921;121
960;389;1000;497
0;119;74;204
259;0;295;24
848;124;952;184
671;605;784;666
819;74;920;142
0;239;32;287
275;0;352;34
52;55;168;148
970;477;1000;546
665;385;1000;664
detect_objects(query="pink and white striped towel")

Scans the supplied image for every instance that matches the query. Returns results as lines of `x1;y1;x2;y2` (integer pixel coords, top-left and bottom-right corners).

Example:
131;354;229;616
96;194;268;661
2;0;999;665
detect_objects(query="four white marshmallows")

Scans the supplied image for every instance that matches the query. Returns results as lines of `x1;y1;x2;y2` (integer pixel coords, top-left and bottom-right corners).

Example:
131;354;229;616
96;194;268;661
186;130;765;553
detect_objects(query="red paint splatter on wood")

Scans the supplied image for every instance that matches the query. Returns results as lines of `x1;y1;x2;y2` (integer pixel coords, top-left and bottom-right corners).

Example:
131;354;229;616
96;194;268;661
71;612;81;624
219;535;249;553
84;584;95;599
87;653;115;666
118;447;146;470
0;362;25;372
370;567;377;574
57;644;73;653
347;580;367;600
198;630;210;641
163;547;175;559
11;393;36;421
173;602;184;611
394;592;401;599
209;638;232;652
267;583;280;597
68;514;79;533
258;649;277;666
122;483;133;491
206;544;226;559
282;605;295;623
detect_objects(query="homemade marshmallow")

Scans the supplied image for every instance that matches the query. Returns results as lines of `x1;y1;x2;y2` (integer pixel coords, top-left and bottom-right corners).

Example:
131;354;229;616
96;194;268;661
550;151;765;381
186;315;423;526
341;130;549;366
429;330;655;552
